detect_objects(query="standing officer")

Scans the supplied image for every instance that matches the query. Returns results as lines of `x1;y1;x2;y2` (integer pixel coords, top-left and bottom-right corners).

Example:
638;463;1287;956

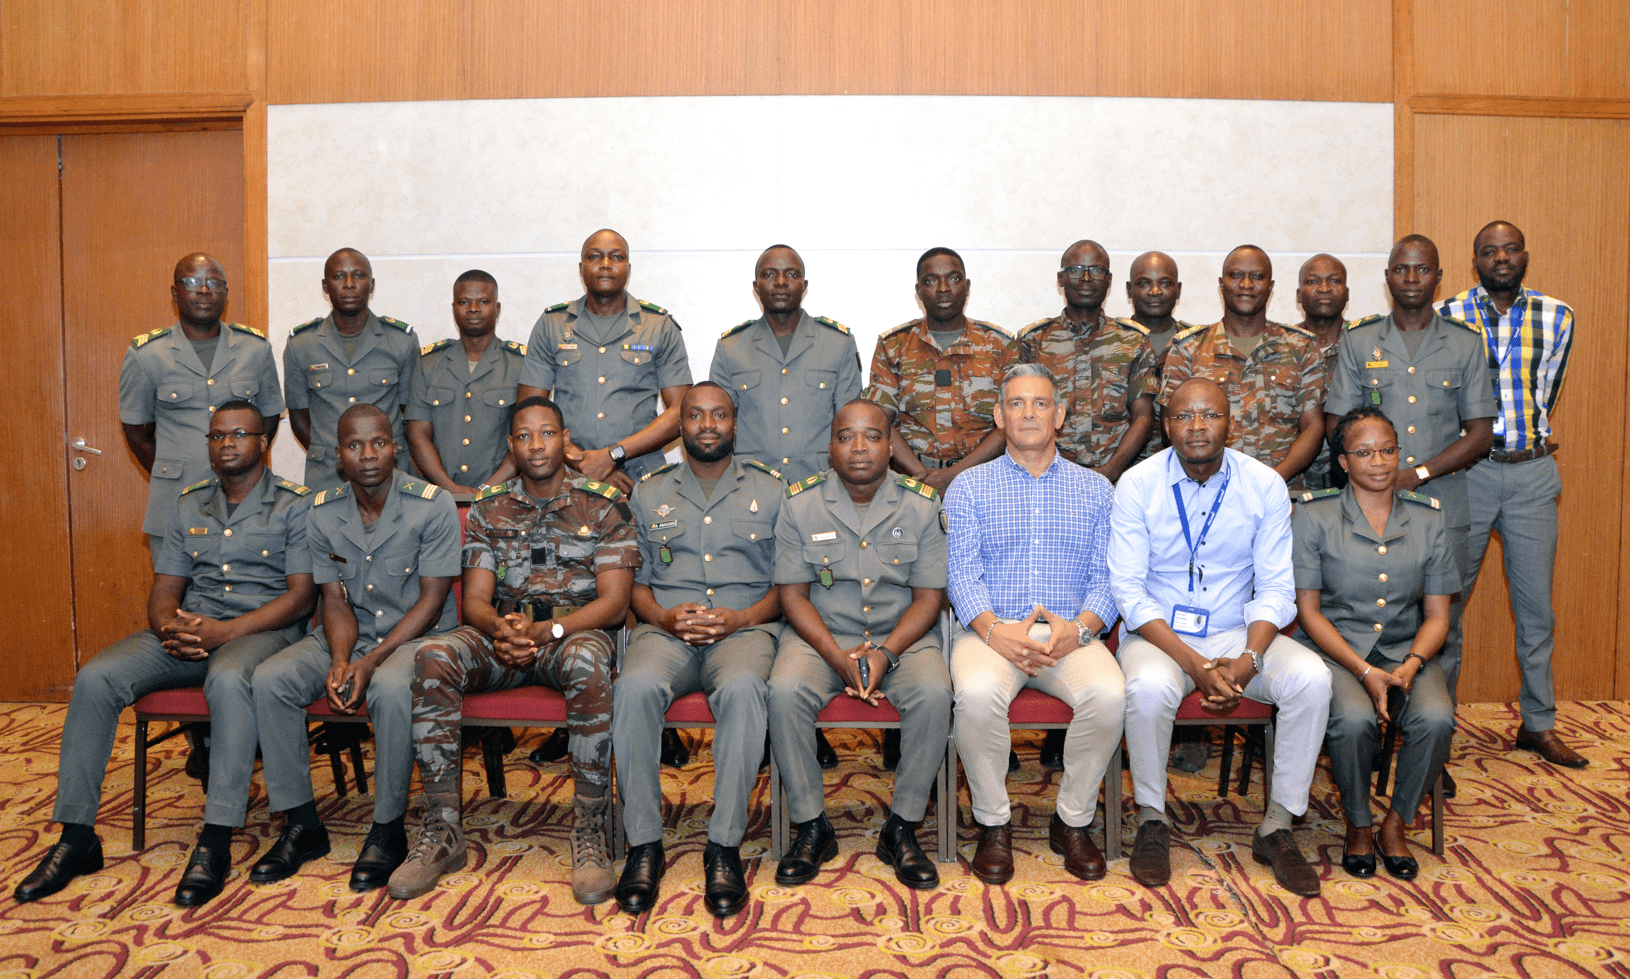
1125;250;1189;371
769;400;951;891
709;244;863;480
1018;239;1156;482
1438;221;1585;768
391;396;636;904
865;247;1017;494
1326;234;1496;793
612;382;784;918
1294;254;1351;491
121;254;283;561
406;269;527;494
1161;245;1327;490
283;248;420;493
250;405;461;892
14;403;314;907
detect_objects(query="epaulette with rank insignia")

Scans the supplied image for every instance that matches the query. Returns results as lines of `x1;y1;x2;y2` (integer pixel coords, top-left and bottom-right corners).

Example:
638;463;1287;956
786;473;826;497
1345;314;1384;331
399;480;442;500
276;478;312;496
1115;317;1151;336
1018;316;1055;339
896;474;939;501
1295;487;1341;504
472;481;512;502
576;478;625;502
814;315;851;336
420;338;455;357
721;319;756;339
130;326;171;348
379;316;411;332
313;485;349;506
179;478;214;496
1398;489;1441;510
1283;322;1316;340
742;459;783;481
1173;322;1211;343
879;321;917;341
291;316;324;335
228;323;267;340
639;461;680;482
637;299;668;316
502;340;527;356
546;301;570;313
1441;313;1482;335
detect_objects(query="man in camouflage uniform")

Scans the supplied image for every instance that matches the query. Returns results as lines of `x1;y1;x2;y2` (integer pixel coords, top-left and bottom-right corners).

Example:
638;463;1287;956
1125;251;1192;463
865;247;1017;494
1294;254;1350;491
283;248;420;492
390;396;637;905
1160;245;1327;490
1018;240;1156;482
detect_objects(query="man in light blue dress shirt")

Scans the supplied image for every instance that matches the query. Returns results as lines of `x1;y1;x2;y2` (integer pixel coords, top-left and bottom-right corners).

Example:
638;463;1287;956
1110;378;1330;898
945;363;1125;886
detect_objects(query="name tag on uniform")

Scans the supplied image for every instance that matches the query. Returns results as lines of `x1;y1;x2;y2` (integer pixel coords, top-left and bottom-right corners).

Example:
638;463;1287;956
1365;360;1389;368
623;344;654;352
810;531;838;542
651;520;677;530
310;363;329;371
557;343;578;350
329;553;348;563
188;527;210;536
1171;605;1210;637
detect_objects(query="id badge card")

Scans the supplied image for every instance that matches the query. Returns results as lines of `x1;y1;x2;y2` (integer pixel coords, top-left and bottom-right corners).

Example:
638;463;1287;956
1171;605;1210;637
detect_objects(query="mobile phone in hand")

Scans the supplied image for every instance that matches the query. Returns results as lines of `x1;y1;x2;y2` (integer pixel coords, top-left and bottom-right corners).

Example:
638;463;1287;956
857;656;871;690
338;676;355;703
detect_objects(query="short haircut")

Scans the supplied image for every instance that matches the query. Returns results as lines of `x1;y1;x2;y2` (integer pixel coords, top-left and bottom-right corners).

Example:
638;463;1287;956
1331;405;1396;456
916;247;964;278
686;379;738;417
212;400;263;429
338;402;389;431
454;268;498;290
834;398;894;431
999;362;1058;400
508;395;564;432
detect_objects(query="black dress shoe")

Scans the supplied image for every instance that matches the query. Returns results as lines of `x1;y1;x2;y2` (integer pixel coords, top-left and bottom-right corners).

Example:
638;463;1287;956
1342;851;1377;878
881;729;902;771
251;823;330;883
703;842;749;917
349;823;408;892
14;836;104;902
876;813;938;889
1040;729;1065;770
1007;749;1020;773
661;729;690;768
529;727;570;764
1379;850;1418;880
776;813;838;885
615;841;665;913
1128;820;1171;888
815;730;838;770
174;843;231;906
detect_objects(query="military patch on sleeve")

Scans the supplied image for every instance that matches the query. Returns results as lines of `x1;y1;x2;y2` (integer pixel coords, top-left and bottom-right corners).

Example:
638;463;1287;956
290;316;325;335
1398;489;1441;509
228;323;267;340
577;478;625;503
399;480;441;500
276;478;312;496
1346;314;1384;331
379;316;411;331
939;510;948;532
814;315;851;335
721;319;757;339
546;301;570;313
130;327;171;348
503;340;527;356
786;473;826;497
1115;316;1151;336
896;474;940;501
637;299;668;315
742;459;783;481
313;485;349;506
1295;488;1342;504
640;461;680;483
472;481;511;502
420;338;455;357
179;478;214;496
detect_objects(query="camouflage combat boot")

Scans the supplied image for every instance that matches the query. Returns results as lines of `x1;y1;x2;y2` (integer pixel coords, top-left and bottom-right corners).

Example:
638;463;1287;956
571;793;615;905
388;794;466;900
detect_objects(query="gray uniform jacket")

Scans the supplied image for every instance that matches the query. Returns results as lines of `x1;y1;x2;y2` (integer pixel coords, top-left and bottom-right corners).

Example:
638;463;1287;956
708;311;864;481
631;458;783;616
1292;486;1459;660
282;312;420;492
120;323;284;535
406;337;527;484
519;295;692;480
774;471;947;643
155;467;313;620
307;469;462;645
1324;312;1497;527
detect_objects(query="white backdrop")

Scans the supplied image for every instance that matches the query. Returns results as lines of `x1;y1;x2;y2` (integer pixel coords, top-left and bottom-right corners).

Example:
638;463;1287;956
266;95;1393;477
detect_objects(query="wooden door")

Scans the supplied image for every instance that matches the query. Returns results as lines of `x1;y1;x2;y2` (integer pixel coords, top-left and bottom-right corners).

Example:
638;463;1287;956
57;130;246;668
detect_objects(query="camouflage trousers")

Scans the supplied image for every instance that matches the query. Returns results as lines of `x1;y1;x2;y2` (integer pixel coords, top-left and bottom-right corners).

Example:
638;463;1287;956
410;624;615;796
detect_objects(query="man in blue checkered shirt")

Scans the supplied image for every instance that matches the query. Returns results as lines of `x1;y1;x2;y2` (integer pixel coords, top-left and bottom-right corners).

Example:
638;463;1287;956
944;363;1124;886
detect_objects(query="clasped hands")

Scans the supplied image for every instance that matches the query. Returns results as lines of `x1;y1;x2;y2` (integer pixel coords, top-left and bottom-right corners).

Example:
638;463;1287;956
661;602;748;647
159;611;233;661
987;605;1084;677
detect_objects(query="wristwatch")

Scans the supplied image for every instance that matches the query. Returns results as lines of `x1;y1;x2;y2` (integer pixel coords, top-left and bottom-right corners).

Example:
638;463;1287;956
1414;465;1431;482
1246;648;1264;675
879;645;902;673
1075;619;1094;649
550;621;565;640
608;443;628;468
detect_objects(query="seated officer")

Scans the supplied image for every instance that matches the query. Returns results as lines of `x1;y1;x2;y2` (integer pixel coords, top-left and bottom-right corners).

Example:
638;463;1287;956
768;400;951;890
612;382;784;917
391;397;637;904
250;404;461;892
15;402;315;906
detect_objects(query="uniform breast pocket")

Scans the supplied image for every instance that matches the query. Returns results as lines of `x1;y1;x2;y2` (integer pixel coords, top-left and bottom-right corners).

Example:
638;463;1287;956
307;368;333;391
804;370;837;397
1426;370;1463;400
185;535;221;562
229;375;259;400
421;385;455;407
620;347;659;384
646;521;686;547
878;538;919;573
732;521;773;546
242;532;286;575
368;368;397;391
803;539;847;567
158;381;197;407
734;370;762;394
152;458;186;481
1360;370;1395;403
1091;362;1130;420
482;389;511;410
1265;367;1301;418
384;549;419;579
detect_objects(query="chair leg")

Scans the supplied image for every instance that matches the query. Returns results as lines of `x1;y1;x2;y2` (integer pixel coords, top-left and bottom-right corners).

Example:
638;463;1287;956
320;723;349;797
1237;726;1258;796
482;729;508;799
936;729;953;864
1262;722;1275;809
1105;739;1123;861
612;779;625;862
1216;726;1235;798
1375;717;1399;797
1431;770;1445;856
134;719;149;851
350;728;368;795
769;746;786;860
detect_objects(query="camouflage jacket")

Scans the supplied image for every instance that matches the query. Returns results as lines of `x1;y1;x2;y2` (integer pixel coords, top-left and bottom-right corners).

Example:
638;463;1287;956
1301;334;1343;490
1018;309;1156;468
863;318;1017;463
465;477;641;610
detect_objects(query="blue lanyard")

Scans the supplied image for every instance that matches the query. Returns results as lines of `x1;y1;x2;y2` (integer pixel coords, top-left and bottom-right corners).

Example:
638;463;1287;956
1173;466;1229;592
1481;295;1525;369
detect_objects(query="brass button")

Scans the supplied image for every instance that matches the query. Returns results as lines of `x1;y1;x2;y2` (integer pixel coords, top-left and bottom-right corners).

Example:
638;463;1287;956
706;588;714;596
460;465;469;472
782;458;790;464
819;382;826;389
433;400;440;405
1407;425;1416;434
1378;573;1388;582
348;368;356;376
860;541;868;548
1406;456;1416;464
376;609;384;617
380;378;388;385
864;630;871;638
704;554;713;562
223;584;232;592
893;558;900;565
780;397;789;405
1408;396;1417;404
598;412;606;419
466;392;472;399
262;549;270;557
1373;622;1383;632
741;384;748;390
749;533;757;540
599;346;606;354
598;376;606;384
223;529;233;537
365;555;372;562
1377;545;1387;555
1376;598;1387;608
348;397;357;403
862;577;871;585
366;583;374;591
1370;379;1379;386
221;564;230;572
1443;380;1451;386
207;378;215;386
782;427;790;434
863;605;871;613
498;399;505;406
1407;366;1416;374
781;368;789;375
704;516;712;524
208;406;215;411
462;438;470;445
465;415;472;423
822;557;829;564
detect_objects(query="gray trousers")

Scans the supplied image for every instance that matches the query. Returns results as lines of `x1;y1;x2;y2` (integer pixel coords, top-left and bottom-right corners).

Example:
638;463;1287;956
251;627;421;823
768;633;951;824
53;624;303;828
612;623;775;848
1439;524;1470;707
1324;652;1455;826
1465;456;1562;730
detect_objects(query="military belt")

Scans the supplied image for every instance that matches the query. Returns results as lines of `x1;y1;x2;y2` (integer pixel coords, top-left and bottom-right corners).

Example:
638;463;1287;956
1488;441;1557;464
920;456;962;469
496;599;580;621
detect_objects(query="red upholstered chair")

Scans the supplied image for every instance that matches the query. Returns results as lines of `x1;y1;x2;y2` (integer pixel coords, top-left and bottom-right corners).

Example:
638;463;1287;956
1174;691;1275;802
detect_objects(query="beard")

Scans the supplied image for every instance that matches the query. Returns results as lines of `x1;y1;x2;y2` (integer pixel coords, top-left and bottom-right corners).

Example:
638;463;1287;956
1479;268;1524;293
684;434;735;463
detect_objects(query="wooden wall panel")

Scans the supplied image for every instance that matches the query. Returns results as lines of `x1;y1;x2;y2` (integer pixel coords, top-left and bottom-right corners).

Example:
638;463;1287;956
1413;113;1630;704
0;0;251;97
1413;1;1630;100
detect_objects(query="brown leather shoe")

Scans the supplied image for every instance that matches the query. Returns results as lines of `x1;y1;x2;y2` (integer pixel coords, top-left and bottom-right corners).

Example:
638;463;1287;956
1128;820;1171;888
970;823;1013;884
1515;726;1587;768
1048;814;1106;881
1251;829;1321;897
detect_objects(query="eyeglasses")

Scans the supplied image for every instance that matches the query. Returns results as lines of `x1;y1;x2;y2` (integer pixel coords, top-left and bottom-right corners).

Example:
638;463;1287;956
178;276;227;291
206;430;263;443
1344;445;1400;460
1169;411;1225;423
1060;265;1110;281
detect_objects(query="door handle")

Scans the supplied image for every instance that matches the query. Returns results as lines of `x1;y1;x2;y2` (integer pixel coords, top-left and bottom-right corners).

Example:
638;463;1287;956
70;437;102;455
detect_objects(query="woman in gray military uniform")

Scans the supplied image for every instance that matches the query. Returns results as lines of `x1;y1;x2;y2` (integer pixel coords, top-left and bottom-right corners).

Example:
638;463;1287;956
1292;406;1457;880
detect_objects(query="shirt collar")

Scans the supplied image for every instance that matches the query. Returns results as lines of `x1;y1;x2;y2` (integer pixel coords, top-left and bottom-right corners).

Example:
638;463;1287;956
1165;447;1232;488
999;447;1066;478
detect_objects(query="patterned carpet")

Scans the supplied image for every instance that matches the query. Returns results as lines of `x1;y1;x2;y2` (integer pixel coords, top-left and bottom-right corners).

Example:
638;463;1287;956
0;700;1626;979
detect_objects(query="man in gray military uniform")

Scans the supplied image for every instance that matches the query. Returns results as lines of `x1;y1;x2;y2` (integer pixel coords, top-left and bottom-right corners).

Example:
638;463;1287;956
709;244;864;480
121;253;283;561
768;399;951;891
406;269;527;493
283;248;421;493
250;404;461;892
1325;235;1496;792
612;382;785;918
15;402;314;908
518;228;692;497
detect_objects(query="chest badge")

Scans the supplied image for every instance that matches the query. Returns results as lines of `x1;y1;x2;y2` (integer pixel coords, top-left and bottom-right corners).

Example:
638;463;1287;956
892;527;903;538
577;525;592;536
656;503;673;518
1373;347;1382;360
818;568;834;588
750;499;759;513
659;546;672;564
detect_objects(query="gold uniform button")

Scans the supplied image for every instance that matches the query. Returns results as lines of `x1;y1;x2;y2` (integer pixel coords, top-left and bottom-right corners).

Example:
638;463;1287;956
1406;456;1416;464
460;465;469;472
223;529;233;537
1376;598;1387;607
348;368;356;376
462;438;470;445
741;384;748;390
1373;622;1384;632
749;533;757;540
599;346;607;354
380;378;389;385
862;577;871;586
1443;380;1451;386
262;549;270;557
819;382;826;389
1407;366;1416;374
464;415;472;423
704;516;712;524
348;397;357;403
782;427;790;434
366;584;374;591
433;400;440;405
706;588;714;597
208;405;215;412
365;555;372;562
1407;425;1416;434
893;558;900;565
782;458;790;465
1377;545;1387;555
704;554;713;562
781;368;789;375
1378;573;1388;582
863;605;871;613
207;378;215;386
598;376;606;384
466;392;472;399
780;397;789;405
221;564;231;572
598;412;605;419
497;398;506;406
223;584;232;592
860;541;868;548
864;630;871;638
1408;396;1417;404
821;557;829;564
376;609;385;617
